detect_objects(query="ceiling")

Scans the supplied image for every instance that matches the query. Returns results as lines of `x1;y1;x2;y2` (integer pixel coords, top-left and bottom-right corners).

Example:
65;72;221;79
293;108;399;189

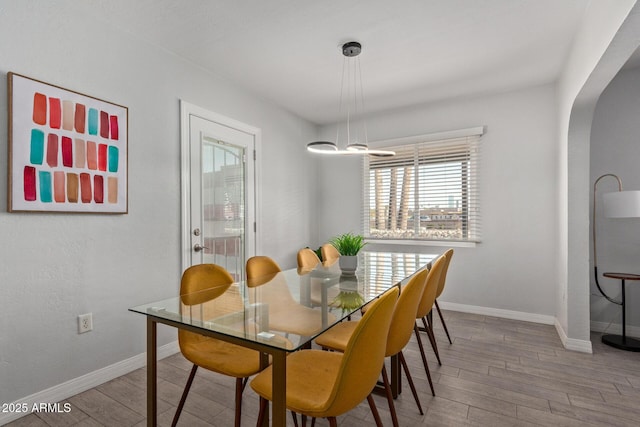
79;0;590;125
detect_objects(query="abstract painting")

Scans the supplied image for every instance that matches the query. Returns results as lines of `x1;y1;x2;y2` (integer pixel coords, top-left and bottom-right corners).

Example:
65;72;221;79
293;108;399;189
8;72;128;213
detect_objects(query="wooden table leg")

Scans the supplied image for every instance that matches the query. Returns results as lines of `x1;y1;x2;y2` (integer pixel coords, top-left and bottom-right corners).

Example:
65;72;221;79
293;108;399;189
373;355;402;399
258;353;270;427
390;354;401;398
147;318;157;427
271;350;287;426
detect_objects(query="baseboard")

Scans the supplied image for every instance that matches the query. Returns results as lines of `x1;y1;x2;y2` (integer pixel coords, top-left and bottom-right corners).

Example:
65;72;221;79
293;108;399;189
591;320;640;337
437;301;594;353
555;319;593;353
0;341;179;426
437;301;556;325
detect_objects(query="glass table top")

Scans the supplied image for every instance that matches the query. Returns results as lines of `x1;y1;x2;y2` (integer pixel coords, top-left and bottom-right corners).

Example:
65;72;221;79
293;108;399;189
130;251;438;351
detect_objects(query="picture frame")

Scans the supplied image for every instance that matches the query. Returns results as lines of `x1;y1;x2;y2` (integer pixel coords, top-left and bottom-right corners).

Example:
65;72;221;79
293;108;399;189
8;72;128;213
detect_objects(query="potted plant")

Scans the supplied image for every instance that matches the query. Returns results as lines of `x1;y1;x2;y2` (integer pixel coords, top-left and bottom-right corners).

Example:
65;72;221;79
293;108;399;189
330;288;365;316
329;232;366;274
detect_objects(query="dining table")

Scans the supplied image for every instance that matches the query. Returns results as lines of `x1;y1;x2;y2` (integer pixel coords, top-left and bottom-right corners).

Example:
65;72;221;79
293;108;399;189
130;250;438;426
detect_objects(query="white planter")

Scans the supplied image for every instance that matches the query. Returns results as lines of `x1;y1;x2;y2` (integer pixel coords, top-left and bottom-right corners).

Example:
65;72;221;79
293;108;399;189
339;255;358;275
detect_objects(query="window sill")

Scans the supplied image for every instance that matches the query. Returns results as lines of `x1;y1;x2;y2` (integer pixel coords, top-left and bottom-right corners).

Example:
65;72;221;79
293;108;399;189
364;238;478;248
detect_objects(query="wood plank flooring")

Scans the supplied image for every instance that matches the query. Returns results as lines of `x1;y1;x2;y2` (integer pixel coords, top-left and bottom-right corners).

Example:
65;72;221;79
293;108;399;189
6;310;640;426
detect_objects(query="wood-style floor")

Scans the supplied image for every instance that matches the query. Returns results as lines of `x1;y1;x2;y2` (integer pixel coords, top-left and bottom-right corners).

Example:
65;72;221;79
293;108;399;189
6;310;640;426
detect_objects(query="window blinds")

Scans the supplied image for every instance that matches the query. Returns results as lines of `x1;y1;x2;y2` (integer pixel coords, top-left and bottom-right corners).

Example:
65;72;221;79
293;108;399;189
364;134;481;242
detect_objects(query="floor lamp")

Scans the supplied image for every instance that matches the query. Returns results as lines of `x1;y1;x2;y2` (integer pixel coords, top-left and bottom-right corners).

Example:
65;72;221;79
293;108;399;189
593;173;640;351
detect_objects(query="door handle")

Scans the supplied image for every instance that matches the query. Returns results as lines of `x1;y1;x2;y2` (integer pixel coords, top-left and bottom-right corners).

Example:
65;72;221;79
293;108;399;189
193;243;210;252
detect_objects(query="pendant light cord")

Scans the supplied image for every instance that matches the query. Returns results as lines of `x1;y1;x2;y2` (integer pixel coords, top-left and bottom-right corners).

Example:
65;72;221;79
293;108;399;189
357;55;369;147
335;56;347;146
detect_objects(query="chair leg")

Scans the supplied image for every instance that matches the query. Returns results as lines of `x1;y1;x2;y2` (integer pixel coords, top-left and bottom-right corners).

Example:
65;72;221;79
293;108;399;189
234;378;243;427
423;315;442;366
257;397;268;426
328;417;338;427
367;394;384;427
435;299;453;344
381;365;399;427
291;411;299;427
413;323;436;396
399;351;424;413
172;364;198;427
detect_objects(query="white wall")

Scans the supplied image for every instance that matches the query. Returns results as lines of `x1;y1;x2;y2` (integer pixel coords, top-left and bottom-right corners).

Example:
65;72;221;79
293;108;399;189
559;0;638;347
0;1;317;405
316;84;560;318
590;66;640;330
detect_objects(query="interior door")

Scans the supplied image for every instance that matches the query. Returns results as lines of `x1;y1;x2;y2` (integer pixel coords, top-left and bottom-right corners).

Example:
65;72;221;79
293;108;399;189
185;112;256;281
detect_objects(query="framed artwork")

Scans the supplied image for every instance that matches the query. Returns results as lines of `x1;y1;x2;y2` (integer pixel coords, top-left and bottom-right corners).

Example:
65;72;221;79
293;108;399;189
8;72;128;213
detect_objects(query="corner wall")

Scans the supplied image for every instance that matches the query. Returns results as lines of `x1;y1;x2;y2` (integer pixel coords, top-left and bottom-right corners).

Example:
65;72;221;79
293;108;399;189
558;0;639;348
0;1;317;408
590;66;640;334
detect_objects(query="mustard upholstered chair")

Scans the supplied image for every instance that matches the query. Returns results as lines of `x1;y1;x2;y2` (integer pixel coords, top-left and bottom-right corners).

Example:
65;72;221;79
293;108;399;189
297;247;321;272
415;251;453;366
413;254;447;390
315;268;429;427
434;248;454;344
174;264;261;427
320;243;340;264
246;255;281;287
246;256;336;337
297;247;341;312
250;287;399;427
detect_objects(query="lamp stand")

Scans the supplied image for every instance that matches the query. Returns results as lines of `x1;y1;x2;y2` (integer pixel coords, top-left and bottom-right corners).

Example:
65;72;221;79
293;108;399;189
592;174;623;305
600;273;640;351
593;174;640;352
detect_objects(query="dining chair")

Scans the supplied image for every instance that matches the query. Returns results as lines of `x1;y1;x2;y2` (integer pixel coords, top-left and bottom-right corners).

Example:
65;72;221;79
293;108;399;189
250;287;399;427
434;248;454;344
415;250;454;364
414;254;447;383
297;247;321;272
174;264;261;427
246;255;281;287
297;247;341;312
320;243;340;264
315;268;429;427
246;255;336;337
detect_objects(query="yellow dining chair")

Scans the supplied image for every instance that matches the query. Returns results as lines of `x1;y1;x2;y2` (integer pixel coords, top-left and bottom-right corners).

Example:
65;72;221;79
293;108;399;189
416;251;454;366
315;268;429;427
413;254;447;386
321;243;340;264
297;247;341;312
297;247;321;272
434;248;454;344
250;287;399;427
246;255;281;287
246;256;336;337
174;264;261;427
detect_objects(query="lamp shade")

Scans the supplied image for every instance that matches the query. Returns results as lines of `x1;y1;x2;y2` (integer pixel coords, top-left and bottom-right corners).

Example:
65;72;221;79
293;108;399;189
603;190;640;218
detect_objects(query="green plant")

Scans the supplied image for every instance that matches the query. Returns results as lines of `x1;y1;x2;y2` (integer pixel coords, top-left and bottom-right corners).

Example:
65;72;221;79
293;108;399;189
329;232;366;256
330;291;365;315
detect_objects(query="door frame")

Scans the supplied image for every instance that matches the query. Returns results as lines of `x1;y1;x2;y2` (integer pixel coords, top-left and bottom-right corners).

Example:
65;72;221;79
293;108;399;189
180;100;262;273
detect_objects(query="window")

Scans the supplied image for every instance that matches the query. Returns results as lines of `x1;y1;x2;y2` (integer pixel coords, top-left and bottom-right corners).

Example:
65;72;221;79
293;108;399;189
364;128;482;243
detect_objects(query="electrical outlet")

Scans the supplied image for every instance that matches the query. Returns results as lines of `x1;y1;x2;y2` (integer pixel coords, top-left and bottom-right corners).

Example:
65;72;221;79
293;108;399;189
78;313;93;333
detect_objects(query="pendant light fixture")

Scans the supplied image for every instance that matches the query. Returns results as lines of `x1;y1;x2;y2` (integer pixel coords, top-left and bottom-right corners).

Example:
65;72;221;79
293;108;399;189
307;41;395;157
